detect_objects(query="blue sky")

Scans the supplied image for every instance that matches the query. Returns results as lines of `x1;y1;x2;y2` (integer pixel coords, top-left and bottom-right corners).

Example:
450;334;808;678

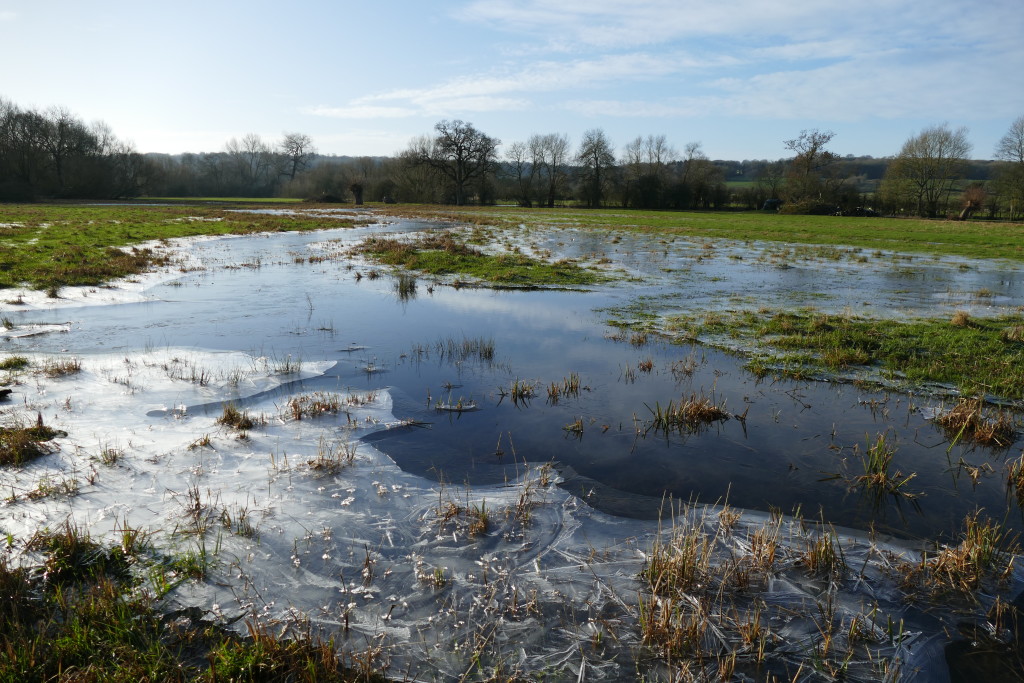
3;0;1022;161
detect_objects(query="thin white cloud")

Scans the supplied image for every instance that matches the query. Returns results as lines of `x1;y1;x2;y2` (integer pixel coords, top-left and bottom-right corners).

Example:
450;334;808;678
306;105;414;119
0;10;17;21
460;0;893;46
314;51;735;120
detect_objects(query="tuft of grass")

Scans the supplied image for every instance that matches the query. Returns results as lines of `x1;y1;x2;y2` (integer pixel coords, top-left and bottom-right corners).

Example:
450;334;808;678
0;418;64;466
802;527;847;577
286;391;343;420
26;521;132;584
1002;324;1024;343
507;378;537;405
307;436;357;473
935;397;1018;448
216;403;261;431
951;310;972;327
0;356;30;371
648;392;731;434
39;357;82;377
852;431;918;497
899;511;1018;596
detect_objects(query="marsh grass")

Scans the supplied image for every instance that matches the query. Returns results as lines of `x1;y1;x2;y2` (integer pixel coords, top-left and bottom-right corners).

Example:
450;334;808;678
435;335;496;364
506;378;537;405
935;397;1018;447
637;503;946;679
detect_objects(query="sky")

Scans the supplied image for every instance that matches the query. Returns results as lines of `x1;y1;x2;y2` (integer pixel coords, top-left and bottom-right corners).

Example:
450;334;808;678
3;0;1023;162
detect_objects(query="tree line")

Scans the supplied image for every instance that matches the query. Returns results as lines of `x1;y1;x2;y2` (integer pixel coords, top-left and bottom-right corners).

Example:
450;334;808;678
2;95;1022;220
0;97;147;201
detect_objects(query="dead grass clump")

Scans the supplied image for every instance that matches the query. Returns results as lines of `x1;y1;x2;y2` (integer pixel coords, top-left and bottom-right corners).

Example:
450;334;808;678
1000;324;1024;343
898;511;1017;596
950;310;972;327
286;392;344;420
40;357;82;377
307;436;357;473
935;397;1017;448
217;403;261;430
802;528;847;577
435;498;489;539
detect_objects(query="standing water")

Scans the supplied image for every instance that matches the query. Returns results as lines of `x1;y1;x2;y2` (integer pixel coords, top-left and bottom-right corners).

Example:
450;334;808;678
2;213;1023;680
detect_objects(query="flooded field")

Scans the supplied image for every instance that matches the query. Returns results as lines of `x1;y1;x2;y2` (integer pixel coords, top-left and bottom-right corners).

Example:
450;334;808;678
2;209;1023;680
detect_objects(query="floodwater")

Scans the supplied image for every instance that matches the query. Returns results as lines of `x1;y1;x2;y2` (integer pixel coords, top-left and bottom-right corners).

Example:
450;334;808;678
2;211;1023;681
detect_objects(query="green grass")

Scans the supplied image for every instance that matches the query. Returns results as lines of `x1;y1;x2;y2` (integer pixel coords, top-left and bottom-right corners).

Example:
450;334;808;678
0;523;384;682
355;232;602;286
0;356;30;371
0;421;65;466
143;196;305;203
661;309;1024;401
378;205;1024;263
0;203;367;291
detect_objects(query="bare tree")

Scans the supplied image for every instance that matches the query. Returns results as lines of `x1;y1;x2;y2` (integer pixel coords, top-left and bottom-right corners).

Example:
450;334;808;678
882;123;971;217
407;120;500;205
42;106;96;193
995;115;1024;164
505;140;536;207
225;133;278;195
280;132;316;181
993;115;1024;219
576;128;615;208
531;133;570;208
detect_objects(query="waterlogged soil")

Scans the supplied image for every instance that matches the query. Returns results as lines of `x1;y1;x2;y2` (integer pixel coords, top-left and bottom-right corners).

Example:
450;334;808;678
2;212;1024;680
